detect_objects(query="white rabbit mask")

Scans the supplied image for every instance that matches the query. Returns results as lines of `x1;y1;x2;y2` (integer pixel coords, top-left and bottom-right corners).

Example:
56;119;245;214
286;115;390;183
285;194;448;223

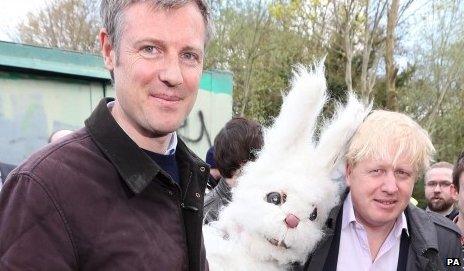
204;62;371;270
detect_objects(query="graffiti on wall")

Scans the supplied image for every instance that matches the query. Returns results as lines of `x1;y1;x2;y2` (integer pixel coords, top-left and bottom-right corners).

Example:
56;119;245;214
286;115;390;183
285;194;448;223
178;110;212;148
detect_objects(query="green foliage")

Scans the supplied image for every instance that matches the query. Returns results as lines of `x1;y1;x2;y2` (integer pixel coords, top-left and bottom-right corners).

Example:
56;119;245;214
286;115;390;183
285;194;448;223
398;0;464;164
206;0;464;205
375;64;416;108
18;0;464;188
206;0;374;123
413;178;427;209
205;0;324;124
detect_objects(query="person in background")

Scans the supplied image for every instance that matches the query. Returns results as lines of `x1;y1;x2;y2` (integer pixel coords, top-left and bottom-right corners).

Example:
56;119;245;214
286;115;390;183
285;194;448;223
203;117;263;224
0;129;73;188
452;152;464;245
48;129;74;143
205;146;221;190
424;161;458;220
0;0;213;270
304;110;462;271
0;161;15;188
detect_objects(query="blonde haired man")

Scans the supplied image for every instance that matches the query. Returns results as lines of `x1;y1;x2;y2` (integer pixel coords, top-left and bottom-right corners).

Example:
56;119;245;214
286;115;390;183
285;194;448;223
304;110;462;271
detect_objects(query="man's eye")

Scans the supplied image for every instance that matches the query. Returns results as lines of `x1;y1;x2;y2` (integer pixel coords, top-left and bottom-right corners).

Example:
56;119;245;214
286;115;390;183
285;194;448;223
266;192;284;205
369;169;383;175
141;46;158;55
395;170;410;177
182;52;199;61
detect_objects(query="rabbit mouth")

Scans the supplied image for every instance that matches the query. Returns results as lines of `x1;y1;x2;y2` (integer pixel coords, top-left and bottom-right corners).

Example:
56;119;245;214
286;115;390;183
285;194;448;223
268;238;289;249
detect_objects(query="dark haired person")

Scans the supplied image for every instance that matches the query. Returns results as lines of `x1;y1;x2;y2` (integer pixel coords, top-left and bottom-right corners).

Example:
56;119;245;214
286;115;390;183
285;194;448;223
424;161;458;220
203;117;263;224
205;146;221;190
0;161;15;188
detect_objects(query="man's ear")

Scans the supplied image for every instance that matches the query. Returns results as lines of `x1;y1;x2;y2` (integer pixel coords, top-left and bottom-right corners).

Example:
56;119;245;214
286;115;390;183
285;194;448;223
451;184;458;201
345;162;352;187
99;28;116;71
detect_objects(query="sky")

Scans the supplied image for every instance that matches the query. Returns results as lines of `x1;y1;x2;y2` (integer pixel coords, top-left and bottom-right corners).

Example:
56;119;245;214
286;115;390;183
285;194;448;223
0;0;48;42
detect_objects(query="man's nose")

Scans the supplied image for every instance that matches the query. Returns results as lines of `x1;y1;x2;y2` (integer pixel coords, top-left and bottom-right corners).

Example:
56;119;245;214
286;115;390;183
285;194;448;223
381;171;399;193
159;56;183;87
434;184;442;192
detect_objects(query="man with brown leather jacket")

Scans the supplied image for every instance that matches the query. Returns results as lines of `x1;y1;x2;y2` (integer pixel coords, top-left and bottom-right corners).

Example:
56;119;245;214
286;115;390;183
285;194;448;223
0;1;213;270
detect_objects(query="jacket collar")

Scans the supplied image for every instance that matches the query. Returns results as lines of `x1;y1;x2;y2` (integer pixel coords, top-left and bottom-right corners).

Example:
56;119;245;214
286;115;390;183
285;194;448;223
325;189;348;232
304;189;347;271
404;204;440;270
85;98;180;194
405;204;439;252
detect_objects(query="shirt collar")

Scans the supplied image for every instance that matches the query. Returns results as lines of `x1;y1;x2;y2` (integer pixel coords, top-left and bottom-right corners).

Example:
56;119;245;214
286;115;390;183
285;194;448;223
342;191;409;236
394;211;409;237
341;191;357;230
165;132;177;155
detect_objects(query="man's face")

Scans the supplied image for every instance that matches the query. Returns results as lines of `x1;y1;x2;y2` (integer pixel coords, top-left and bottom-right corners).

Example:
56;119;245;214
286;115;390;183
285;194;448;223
425;167;456;212
101;2;205;136
346;156;416;229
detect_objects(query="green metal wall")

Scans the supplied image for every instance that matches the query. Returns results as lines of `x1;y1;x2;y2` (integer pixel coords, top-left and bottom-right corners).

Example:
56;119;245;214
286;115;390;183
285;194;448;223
0;41;232;165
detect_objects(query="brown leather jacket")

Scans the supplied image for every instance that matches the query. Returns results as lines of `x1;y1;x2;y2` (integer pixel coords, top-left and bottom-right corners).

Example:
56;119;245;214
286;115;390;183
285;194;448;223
0;98;209;271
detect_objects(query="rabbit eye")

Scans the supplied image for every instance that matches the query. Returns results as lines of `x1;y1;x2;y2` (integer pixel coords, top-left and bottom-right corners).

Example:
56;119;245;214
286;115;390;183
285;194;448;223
309;207;317;221
266;192;285;205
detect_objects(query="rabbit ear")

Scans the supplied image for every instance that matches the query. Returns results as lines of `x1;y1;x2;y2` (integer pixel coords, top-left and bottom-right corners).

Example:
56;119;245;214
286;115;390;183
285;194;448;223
258;61;327;161
314;92;372;172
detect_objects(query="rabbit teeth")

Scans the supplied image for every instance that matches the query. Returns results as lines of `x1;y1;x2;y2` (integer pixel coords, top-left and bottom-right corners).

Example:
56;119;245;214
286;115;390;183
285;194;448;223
268;238;289;249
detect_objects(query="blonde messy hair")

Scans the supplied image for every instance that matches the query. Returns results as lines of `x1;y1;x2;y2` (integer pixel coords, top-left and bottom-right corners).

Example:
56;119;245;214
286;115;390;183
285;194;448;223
346;110;435;175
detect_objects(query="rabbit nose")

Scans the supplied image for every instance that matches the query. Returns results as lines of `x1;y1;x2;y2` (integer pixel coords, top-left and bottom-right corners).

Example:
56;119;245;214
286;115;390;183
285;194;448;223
285;214;300;228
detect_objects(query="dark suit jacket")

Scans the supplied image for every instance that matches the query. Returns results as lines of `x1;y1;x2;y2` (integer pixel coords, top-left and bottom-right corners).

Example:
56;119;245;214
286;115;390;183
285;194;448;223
0;162;15;184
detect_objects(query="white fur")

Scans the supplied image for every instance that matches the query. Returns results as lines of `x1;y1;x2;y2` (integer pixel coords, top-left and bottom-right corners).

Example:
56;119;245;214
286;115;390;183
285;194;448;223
203;62;371;271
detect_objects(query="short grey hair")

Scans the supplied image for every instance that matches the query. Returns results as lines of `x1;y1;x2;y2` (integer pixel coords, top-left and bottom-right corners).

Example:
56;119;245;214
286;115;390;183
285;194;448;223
100;0;214;51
